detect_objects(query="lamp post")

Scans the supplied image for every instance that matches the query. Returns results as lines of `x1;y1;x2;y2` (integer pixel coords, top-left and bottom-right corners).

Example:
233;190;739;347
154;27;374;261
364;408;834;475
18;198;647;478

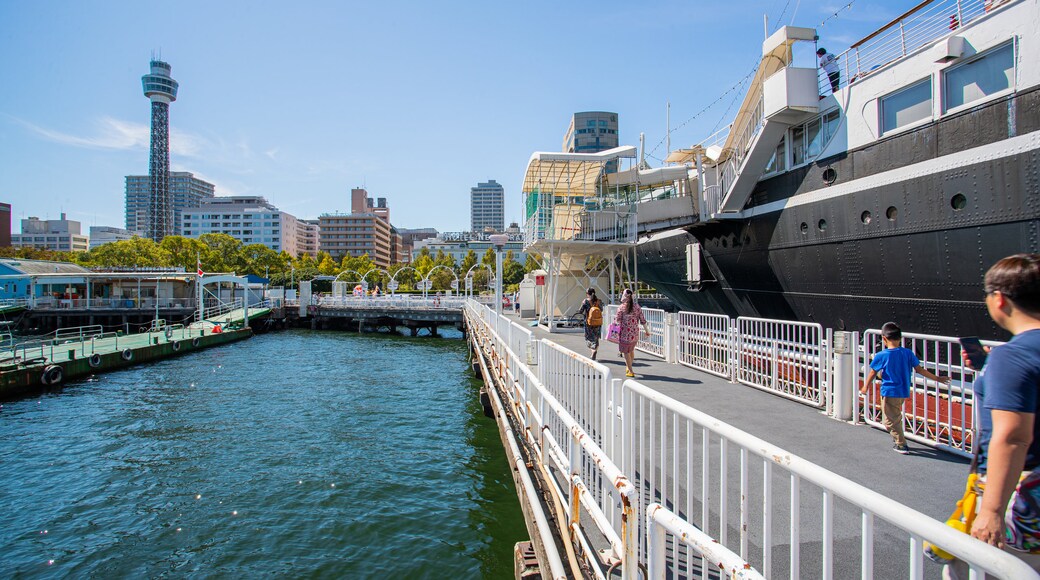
490;234;508;316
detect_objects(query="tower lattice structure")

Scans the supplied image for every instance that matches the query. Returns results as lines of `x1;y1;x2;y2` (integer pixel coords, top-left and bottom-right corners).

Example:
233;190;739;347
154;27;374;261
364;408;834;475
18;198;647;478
141;59;179;242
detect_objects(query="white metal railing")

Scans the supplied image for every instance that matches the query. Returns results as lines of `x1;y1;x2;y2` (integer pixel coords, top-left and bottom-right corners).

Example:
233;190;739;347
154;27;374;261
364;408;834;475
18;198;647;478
676;311;734;379
821;0;991;94
736;317;831;408
536;339;616;458
0;298;30;309
202;298;243;319
620;379;1038;579
857;329;1002;457
464;300;636;578
646;503;764;580
317;295;468;310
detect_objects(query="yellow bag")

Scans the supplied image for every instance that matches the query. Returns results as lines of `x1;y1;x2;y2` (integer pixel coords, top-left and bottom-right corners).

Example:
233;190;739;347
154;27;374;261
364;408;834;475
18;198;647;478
925;473;980;562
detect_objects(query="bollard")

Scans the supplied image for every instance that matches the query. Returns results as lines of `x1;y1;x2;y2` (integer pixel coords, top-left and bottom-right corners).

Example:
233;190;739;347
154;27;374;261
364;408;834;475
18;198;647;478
69;349;76;360
665;313;677;364
832;331;855;421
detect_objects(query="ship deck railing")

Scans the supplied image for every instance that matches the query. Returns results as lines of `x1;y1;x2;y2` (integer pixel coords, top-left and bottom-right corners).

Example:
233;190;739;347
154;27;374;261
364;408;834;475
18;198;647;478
821;0;996;95
465;299;1037;579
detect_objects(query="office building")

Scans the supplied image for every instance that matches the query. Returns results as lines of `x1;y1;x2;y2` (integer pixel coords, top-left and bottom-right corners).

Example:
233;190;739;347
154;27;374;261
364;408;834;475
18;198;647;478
470;180;504;233
126;172;215;236
563;111;619;154
89;226;142;249
298;220;319;258
181;196;310;256
11;213;89;252
141;59;180;241
318;188;392;267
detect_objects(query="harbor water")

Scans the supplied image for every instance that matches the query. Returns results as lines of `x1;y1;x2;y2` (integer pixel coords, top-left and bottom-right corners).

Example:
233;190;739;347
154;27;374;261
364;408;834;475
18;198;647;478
0;329;526;578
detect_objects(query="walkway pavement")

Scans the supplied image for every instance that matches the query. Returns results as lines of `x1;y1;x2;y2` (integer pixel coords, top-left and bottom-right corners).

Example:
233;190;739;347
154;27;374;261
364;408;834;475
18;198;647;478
509;313;971;577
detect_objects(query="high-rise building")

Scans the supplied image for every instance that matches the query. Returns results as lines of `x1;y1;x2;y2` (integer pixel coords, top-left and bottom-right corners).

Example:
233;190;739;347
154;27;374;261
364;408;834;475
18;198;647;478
470;179;504;233
319;187;392;267
298;220;319;258
0;202;11;247
141;59;179;242
181;196;310;256
563;111;619;154
125;172;214;235
11;213;89;252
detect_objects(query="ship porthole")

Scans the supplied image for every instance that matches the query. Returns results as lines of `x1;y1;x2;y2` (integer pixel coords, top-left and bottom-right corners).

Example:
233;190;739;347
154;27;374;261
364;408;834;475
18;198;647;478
822;167;837;184
951;193;967;210
818;219;828;232
886;206;898;221
861;211;872;225
800;222;808;234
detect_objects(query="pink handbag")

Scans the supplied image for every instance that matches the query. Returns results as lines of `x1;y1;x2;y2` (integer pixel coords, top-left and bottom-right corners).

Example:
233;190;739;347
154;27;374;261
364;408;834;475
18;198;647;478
606;322;621;343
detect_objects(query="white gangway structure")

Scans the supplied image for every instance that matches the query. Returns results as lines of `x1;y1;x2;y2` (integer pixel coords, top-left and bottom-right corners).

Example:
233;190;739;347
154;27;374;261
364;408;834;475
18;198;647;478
522;146;647;331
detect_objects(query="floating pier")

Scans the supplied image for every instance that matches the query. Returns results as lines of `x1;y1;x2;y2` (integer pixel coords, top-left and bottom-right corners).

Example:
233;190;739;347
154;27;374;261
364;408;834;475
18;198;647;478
0;323;253;400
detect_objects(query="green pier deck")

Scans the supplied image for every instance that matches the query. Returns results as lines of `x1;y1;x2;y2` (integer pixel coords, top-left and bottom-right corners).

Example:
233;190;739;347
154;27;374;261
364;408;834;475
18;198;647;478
0;323;253;399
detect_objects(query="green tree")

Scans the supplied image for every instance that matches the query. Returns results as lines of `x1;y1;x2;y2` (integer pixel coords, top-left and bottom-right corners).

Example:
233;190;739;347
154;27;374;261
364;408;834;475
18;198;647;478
524;253;543;273
503;258;525;286
459;250;478;278
239;244;284;277
88;237;171;267
317;254;339;275
481;248;496;268
160;236;208;272
413;253;434;279
199;233;244;273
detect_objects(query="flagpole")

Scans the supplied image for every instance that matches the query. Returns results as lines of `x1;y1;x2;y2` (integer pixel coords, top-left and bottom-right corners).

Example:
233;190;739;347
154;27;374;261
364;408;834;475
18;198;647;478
197;251;203;326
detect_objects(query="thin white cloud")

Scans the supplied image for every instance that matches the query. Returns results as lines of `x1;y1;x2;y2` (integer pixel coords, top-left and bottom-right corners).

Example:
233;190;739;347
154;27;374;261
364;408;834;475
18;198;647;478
15;115;207;158
265;147;279;160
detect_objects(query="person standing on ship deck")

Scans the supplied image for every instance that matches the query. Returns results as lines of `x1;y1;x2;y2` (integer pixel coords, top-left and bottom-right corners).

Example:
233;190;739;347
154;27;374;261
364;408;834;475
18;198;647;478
818;47;840;93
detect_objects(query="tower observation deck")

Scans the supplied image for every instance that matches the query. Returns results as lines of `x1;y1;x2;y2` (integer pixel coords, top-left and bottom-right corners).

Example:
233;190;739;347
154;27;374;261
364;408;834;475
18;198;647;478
142;59;179;242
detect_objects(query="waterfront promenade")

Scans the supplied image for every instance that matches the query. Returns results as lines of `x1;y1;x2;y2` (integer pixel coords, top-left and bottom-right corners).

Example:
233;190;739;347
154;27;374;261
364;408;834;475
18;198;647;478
467;305;1032;579
519;314;970;520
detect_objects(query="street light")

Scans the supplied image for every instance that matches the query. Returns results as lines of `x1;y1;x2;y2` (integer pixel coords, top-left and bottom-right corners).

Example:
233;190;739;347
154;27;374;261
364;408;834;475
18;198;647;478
490;234;508;316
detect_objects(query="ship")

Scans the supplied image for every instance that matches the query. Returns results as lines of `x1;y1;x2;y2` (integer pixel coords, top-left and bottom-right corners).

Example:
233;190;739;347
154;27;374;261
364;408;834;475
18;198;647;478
629;0;1038;339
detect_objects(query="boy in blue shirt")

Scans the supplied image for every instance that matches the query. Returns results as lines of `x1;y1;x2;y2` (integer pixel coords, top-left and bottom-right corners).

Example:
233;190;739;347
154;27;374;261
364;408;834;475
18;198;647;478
861;322;951;454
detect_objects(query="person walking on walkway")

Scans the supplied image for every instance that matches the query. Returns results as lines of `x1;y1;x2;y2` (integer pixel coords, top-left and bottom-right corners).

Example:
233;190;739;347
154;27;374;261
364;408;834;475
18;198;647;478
818;47;840;93
577;288;604;361
860;321;950;454
614;288;649;378
944;254;1040;578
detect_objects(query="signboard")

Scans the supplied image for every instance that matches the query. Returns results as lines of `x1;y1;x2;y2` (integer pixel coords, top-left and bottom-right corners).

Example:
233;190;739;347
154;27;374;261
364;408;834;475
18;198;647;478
535;275;545;286
419;280;432;290
361;281;369;291
465;277;473;291
387;280;399;291
450;280;459;290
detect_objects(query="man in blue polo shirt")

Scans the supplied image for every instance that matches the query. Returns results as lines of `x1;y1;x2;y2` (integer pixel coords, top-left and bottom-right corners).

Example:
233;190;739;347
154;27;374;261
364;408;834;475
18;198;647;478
861;322;950;454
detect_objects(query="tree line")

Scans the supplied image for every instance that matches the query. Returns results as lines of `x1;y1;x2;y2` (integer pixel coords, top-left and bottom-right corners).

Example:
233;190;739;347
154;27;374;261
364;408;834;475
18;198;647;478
0;234;542;293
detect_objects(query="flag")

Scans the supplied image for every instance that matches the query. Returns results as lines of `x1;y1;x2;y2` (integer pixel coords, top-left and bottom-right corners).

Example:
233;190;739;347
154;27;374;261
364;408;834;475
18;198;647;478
197;256;204;277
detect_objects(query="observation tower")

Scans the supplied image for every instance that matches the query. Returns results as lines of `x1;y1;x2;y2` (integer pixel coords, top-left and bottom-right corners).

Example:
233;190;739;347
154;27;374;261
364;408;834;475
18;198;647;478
141;59;179;242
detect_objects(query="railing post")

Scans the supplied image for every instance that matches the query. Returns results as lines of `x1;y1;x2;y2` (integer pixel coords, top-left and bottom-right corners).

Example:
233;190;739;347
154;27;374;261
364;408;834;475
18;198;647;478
664;313;677;364
729;319;739;383
831;331;855;421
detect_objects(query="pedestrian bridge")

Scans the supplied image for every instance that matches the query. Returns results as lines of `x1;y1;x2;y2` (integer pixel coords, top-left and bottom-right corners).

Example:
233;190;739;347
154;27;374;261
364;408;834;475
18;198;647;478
463;300;1036;579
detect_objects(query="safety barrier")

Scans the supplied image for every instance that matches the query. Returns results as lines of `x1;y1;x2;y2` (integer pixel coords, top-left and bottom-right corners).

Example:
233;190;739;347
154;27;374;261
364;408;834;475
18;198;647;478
620;379;1036;579
857;329;1002;457
735;317;831;408
676;311;734;379
464;300;636;578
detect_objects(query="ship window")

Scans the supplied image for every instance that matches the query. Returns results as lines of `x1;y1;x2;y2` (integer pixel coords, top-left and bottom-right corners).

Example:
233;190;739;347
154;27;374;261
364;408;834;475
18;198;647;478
806;118;823;158
818;219;828;232
822;109;841;142
951;193;967;210
861;211;872;224
880;79;932;135
800;222;808;234
886;206;898;220
765;139;787;174
791;126;806;165
943;41;1014;112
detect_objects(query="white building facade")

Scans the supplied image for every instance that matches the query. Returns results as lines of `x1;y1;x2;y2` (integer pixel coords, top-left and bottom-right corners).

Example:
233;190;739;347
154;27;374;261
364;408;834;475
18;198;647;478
181;196;310;256
11;214;89;252
89;226;142;249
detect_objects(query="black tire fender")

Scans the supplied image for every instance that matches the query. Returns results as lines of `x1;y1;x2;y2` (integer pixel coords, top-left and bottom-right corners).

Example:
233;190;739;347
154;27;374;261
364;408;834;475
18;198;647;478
172;340;181;351
41;364;63;385
88;353;102;368
192;337;201;347
121;349;133;361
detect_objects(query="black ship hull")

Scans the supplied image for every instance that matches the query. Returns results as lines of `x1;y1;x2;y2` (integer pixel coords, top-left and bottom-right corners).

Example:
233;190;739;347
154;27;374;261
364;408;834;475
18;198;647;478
637;89;1040;340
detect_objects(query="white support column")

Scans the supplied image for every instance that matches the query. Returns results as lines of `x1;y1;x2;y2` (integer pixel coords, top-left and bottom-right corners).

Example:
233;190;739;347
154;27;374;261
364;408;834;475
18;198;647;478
665;313;677;364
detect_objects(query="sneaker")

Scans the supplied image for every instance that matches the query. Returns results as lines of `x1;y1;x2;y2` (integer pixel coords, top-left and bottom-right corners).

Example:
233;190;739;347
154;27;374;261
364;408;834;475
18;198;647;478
893;444;910;455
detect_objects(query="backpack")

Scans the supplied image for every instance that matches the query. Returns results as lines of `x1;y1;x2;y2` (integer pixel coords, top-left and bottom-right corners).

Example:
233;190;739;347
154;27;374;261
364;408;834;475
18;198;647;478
586;302;603;326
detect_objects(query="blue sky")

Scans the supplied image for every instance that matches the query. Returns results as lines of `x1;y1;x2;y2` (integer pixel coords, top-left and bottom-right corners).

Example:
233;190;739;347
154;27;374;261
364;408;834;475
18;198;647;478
0;0;894;233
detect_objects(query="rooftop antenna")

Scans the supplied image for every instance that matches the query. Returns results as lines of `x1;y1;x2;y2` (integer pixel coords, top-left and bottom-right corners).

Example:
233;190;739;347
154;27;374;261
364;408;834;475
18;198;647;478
764;14;769;40
665;101;671;162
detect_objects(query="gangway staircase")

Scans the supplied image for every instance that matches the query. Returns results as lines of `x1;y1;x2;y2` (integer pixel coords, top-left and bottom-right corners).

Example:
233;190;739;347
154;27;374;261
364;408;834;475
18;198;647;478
709;26;821;217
